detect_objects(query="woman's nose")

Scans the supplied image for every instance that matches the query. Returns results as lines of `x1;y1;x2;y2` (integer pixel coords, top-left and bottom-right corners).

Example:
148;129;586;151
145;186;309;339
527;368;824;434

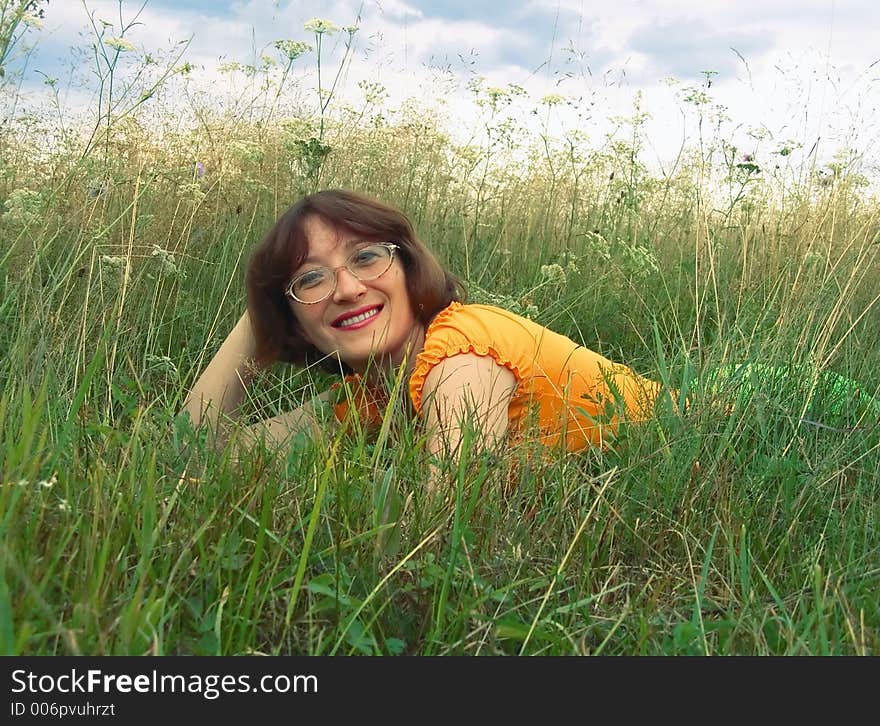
332;266;367;302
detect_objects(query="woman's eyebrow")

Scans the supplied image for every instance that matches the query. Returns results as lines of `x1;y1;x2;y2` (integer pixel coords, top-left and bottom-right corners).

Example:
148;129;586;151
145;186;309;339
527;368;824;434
299;238;373;267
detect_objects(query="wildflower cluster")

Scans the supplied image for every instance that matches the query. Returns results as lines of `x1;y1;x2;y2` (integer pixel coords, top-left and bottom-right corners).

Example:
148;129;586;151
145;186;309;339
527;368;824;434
620;240;660;277
99;255;125;290
304;18;339;35
2;188;43;227
358;80;388;106
149;244;184;279
471;80;527;112
3;473;69;511
582;231;612;262
274;40;312;61
469;283;539;320
540;94;566;107
144;353;179;379
177;182;206;203
105;36;136;53
540;263;567;285
21;13;43;29
230;140;264;164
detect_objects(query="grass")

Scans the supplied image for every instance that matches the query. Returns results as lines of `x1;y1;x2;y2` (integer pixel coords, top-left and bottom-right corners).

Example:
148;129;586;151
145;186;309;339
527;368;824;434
1;4;879;655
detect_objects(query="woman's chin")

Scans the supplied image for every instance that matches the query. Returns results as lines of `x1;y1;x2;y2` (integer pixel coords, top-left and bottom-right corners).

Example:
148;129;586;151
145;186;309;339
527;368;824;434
336;342;389;372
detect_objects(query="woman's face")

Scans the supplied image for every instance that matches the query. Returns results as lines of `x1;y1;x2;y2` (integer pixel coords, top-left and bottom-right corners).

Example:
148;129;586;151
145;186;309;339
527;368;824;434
288;214;421;373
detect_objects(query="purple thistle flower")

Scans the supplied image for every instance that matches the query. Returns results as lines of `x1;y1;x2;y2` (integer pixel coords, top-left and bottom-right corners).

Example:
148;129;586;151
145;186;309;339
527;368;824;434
194;161;206;178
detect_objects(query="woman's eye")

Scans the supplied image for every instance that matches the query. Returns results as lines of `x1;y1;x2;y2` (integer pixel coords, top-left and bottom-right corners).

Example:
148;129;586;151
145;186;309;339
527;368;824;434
352;248;381;266
296;270;326;289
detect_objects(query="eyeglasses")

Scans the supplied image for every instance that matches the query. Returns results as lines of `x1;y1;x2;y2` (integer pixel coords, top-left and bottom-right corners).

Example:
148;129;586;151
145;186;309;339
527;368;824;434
285;242;399;304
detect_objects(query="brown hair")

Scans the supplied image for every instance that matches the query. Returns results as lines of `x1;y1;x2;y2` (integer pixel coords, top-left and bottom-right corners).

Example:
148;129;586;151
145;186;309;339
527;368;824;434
246;189;465;371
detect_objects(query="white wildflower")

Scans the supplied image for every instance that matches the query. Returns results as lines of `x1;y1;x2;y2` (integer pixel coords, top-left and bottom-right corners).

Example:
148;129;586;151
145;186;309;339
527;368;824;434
2;188;42;227
99;255;125;290
485;87;508;105
57;499;71;512
150;245;183;277
304;18;339;35
468;284;538;319
218;62;242;73
105;36;136;52
176;182;206;203
343;25;359;35
145;354;179;378
583;231;612;262
274;40;311;61
623;243;659;276
17;479;28;487
541;93;565;106
817;168;835;188
540;263;567;285
230;140;264;164
37;473;57;489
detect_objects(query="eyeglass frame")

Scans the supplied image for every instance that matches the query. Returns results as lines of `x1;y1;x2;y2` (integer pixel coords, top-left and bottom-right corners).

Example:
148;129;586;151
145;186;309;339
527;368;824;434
284;242;400;305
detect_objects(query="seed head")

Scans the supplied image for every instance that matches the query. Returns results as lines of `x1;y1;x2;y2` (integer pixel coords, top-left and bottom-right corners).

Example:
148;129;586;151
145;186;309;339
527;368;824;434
304;18;339;35
105;37;136;52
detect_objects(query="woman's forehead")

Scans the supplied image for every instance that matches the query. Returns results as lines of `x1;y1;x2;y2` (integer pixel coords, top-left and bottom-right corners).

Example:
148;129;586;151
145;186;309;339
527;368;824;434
292;215;373;269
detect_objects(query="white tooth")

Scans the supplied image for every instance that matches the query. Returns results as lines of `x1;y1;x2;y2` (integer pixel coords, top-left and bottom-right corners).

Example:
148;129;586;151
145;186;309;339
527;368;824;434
338;308;379;327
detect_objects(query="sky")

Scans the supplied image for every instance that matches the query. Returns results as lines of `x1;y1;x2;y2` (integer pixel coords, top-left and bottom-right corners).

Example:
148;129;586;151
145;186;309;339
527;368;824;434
8;0;880;181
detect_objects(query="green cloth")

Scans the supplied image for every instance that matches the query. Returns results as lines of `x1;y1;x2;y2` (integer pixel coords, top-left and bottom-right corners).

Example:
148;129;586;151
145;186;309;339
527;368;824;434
696;363;879;421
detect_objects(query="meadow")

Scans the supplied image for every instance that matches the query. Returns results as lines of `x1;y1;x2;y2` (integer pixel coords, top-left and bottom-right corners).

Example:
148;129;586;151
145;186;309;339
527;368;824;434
1;5;879;655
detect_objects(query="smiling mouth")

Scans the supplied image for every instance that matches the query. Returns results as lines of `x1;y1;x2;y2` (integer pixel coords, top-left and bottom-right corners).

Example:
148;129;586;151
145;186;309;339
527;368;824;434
332;305;383;329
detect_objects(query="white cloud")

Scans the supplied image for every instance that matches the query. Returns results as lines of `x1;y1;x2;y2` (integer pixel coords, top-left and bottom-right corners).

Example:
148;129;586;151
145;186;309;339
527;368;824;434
9;0;878;181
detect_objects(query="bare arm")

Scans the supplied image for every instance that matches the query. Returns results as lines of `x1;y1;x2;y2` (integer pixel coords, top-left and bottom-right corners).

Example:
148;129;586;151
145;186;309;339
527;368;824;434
421;353;518;492
181;310;263;446
232;389;336;453
181;310;339;456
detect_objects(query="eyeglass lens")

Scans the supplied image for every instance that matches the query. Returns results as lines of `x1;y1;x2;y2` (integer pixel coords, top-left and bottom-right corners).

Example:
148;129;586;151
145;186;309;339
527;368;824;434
290;244;394;303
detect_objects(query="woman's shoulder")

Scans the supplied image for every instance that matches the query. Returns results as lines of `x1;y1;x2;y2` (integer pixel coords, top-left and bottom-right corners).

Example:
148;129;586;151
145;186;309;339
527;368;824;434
411;302;530;412
425;301;535;337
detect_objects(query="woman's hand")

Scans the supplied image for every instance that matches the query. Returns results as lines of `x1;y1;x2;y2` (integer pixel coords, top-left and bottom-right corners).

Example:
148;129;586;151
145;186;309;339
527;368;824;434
228;390;336;460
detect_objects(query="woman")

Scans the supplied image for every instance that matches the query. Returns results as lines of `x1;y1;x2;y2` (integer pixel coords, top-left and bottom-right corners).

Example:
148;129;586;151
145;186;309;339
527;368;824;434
182;189;667;480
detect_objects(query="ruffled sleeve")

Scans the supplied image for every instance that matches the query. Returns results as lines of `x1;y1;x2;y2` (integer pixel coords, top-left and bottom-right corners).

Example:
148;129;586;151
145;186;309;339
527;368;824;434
409;302;524;414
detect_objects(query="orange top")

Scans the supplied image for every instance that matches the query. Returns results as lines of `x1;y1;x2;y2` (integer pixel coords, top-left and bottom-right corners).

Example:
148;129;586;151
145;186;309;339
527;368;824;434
334;302;664;451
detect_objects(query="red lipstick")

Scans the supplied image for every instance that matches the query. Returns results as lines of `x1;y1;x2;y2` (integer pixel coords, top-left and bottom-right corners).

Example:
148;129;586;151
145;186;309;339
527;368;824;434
331;304;383;330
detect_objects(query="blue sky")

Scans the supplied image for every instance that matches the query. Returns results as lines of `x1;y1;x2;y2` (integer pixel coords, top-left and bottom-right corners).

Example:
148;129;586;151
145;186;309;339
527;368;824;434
8;0;879;177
